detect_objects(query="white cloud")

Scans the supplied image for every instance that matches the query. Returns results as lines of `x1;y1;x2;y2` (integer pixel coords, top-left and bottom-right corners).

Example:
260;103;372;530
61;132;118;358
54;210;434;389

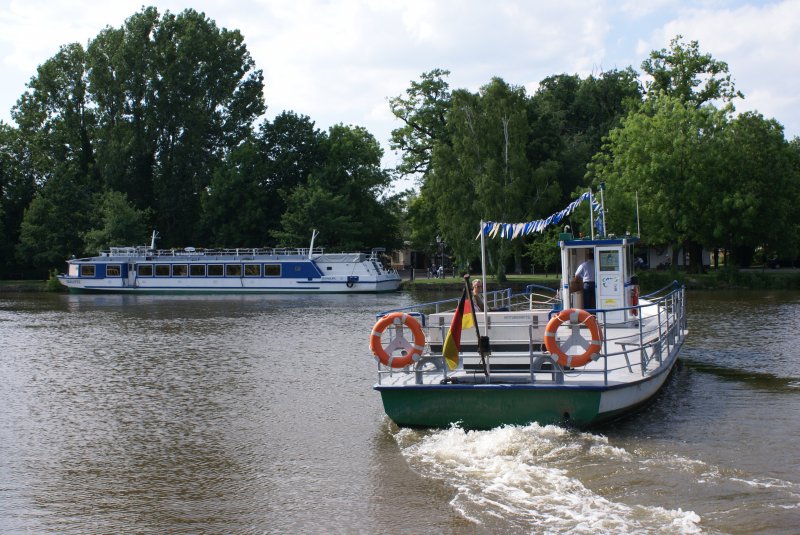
639;0;800;137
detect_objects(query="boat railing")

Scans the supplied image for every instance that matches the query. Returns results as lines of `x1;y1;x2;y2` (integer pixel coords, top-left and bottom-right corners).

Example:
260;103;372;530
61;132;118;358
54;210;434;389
524;284;561;308
375;283;686;386
101;246;330;258
377;288;515;319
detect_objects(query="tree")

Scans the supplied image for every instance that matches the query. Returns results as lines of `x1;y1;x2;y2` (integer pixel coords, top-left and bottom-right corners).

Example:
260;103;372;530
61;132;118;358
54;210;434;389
641;35;743;106
17;172;94;274
202;140;270;246
389;69;452;179
588;95;729;272
715;113;798;265
0;123;37;277
82;189;151;254
275;124;400;250
258;111;325;237
84;7;265;246
428;78;557;278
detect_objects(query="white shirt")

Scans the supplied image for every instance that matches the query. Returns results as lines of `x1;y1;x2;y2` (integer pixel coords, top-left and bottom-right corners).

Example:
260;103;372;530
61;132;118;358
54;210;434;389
575;259;595;283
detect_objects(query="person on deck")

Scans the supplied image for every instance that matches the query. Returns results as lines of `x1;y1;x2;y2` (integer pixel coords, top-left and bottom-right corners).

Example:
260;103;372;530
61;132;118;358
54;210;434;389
472;279;485;312
574;250;596;310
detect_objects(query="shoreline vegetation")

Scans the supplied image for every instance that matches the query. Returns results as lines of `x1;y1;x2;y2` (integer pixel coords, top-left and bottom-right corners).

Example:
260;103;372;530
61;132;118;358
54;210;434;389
399;268;800;293
3;268;798;294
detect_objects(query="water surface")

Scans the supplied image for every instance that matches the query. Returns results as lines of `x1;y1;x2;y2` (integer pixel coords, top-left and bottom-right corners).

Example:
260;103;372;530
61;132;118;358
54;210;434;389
1;290;798;533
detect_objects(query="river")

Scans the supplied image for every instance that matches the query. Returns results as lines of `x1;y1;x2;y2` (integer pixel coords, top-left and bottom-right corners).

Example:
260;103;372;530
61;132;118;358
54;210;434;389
0;289;798;533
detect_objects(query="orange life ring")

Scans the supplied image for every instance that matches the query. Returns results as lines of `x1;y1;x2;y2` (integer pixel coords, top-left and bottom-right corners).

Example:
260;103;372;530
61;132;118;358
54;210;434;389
370;312;426;368
544;308;603;368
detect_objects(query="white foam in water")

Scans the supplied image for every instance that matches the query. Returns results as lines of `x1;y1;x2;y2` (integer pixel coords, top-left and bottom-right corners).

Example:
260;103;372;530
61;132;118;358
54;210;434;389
395;424;703;533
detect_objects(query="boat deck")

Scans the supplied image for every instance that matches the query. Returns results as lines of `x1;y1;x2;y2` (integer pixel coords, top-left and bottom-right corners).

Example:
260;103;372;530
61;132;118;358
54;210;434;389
374;283;687;391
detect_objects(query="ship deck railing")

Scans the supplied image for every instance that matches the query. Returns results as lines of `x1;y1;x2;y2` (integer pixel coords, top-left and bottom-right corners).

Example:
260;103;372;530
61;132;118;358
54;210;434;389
375;282;686;387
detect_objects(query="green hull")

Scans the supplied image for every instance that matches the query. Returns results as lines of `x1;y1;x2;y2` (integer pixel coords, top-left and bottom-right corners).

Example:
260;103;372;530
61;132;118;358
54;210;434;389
377;385;604;429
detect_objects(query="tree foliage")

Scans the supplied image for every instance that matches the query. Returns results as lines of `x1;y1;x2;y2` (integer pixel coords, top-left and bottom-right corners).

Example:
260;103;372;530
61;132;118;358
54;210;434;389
1;24;797;279
641;35;743;106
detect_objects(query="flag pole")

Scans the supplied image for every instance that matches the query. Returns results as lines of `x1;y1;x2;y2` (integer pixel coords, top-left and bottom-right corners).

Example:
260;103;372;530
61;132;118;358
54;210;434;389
477;222;490;377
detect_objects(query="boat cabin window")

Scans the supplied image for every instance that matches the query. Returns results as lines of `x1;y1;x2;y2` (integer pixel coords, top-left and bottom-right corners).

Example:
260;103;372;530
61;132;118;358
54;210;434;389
190;265;205;277
226;264;242;277
244;264;260;277
207;264;224;277
263;264;281;277
172;264;188;277
155;264;170;277
80;265;96;277
106;264;121;277
598;250;620;272
138;264;153;277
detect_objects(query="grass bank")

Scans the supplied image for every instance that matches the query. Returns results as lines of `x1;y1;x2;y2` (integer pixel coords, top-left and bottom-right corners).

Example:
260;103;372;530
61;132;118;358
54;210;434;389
401;269;800;293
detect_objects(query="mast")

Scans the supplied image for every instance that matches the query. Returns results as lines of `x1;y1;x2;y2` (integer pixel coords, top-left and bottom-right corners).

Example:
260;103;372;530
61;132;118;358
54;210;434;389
309;229;319;259
599;182;607;238
478;221;490;378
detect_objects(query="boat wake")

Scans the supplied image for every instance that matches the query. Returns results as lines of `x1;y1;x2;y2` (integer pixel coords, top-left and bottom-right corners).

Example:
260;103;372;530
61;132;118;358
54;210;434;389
392;423;702;533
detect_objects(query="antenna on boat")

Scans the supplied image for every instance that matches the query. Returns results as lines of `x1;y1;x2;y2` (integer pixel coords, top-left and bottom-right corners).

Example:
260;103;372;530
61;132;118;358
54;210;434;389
599;182;607;238
309;229;319;259
589;189;595;240
635;191;641;237
150;230;159;251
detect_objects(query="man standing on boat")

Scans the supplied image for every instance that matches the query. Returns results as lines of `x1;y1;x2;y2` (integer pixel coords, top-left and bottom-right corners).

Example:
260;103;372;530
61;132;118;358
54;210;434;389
574;250;595;310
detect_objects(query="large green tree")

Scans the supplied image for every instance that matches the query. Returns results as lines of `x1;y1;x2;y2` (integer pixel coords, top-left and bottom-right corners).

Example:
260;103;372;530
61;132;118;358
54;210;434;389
428;78;551;277
642;35;743;106
588;96;729;272
276;124;400;251
715;113;799;265
389;68;452;180
0;124;37;277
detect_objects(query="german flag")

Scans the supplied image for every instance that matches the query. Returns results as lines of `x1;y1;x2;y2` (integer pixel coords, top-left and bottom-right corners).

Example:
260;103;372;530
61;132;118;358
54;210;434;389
442;288;475;370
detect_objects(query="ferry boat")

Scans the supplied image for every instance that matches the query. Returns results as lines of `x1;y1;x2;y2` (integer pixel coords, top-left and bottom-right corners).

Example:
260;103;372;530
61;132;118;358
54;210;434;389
368;196;687;429
58;230;401;294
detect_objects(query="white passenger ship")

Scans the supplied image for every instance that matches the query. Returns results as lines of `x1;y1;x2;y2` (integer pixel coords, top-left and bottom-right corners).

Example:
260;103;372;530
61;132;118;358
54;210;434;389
58;231;401;294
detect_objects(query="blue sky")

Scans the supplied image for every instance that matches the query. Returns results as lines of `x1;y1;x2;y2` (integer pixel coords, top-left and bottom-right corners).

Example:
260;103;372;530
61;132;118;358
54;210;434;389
1;0;797;175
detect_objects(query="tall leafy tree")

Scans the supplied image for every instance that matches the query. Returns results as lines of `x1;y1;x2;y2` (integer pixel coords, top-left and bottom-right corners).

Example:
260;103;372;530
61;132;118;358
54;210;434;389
276;124;400;250
82;189;151;254
389;69;452;179
428;78;556;277
588;95;729;272
0;123;37;277
85;7;265;246
147;8;265;246
258;111;325;236
642;35;743;106
13;43;99;273
716;112;799;265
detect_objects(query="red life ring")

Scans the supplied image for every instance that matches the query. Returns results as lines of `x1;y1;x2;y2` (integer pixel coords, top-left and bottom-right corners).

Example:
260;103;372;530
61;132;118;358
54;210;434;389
544;308;603;368
369;312;426;368
630;285;640;316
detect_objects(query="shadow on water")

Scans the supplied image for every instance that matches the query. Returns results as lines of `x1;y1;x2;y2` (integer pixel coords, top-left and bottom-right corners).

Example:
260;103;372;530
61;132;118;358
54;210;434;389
681;357;800;392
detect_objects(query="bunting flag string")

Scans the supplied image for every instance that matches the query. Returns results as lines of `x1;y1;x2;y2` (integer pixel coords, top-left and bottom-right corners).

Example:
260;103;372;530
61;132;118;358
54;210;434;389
477;192;602;240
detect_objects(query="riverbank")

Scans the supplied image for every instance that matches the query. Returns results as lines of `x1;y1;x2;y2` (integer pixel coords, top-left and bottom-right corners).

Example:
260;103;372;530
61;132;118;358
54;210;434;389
401;268;800;292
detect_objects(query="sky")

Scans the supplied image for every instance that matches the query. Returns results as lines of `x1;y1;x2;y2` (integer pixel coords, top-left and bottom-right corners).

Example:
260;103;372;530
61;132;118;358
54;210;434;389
1;0;798;182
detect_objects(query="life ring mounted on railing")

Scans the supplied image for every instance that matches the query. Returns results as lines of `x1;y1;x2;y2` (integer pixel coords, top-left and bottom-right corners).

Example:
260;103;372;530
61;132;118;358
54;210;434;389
543;308;603;368
369;312;426;368
630;284;640;316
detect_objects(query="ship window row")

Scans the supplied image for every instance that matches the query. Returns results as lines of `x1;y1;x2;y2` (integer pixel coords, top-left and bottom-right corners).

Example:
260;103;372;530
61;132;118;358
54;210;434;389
134;263;283;278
